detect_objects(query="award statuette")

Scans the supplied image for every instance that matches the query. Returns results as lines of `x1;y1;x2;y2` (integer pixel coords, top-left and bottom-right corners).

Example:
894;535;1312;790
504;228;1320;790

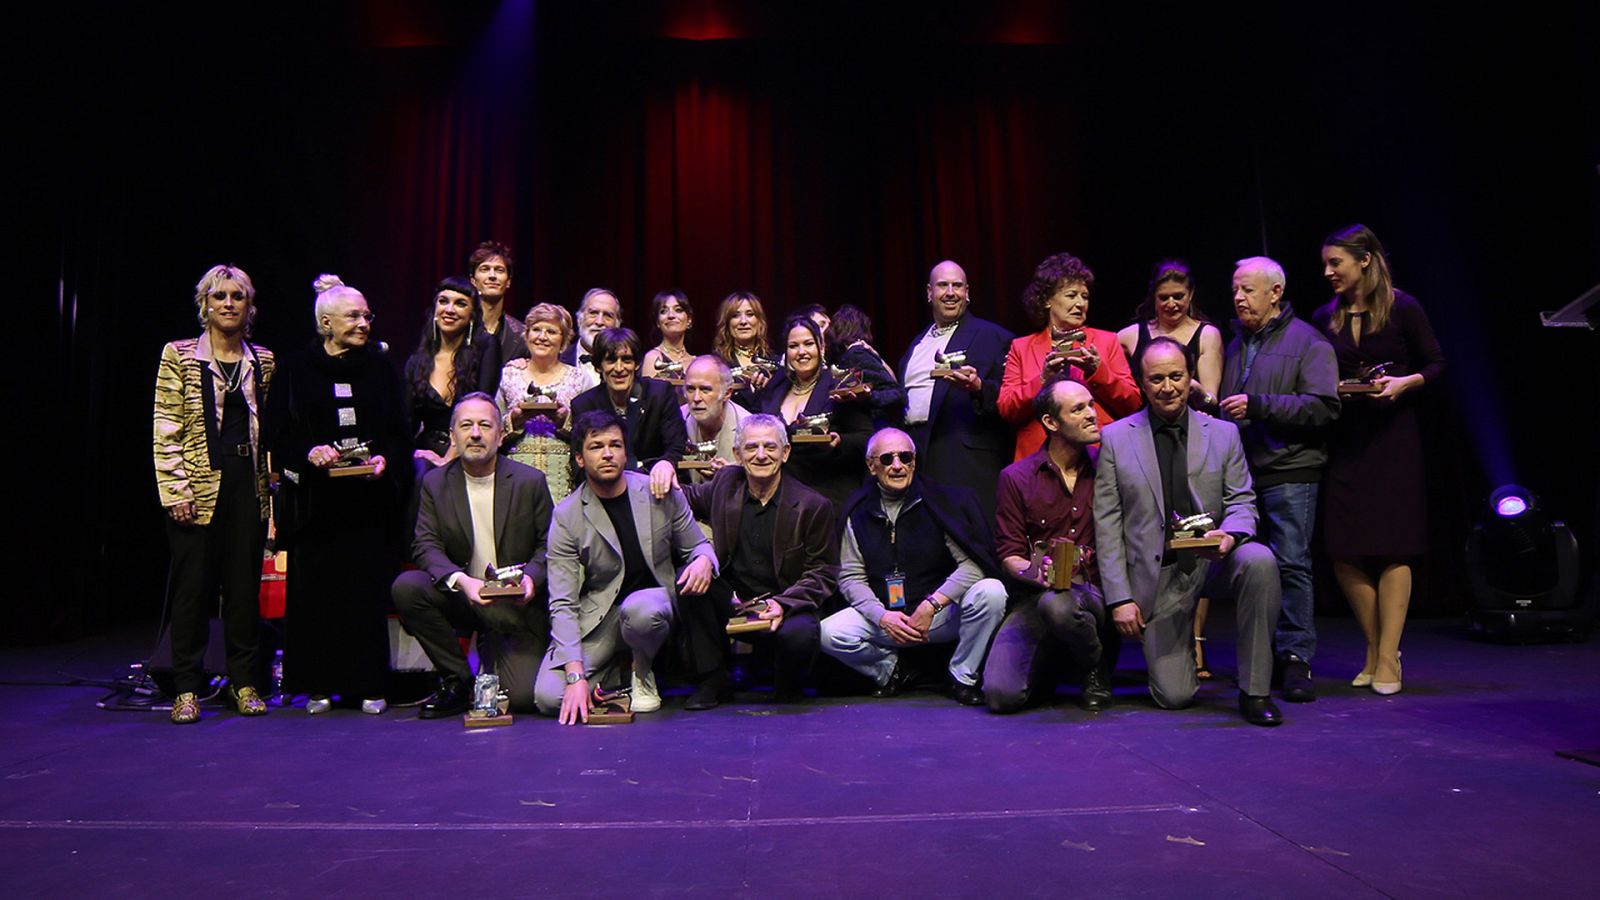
789;412;833;444
520;382;560;413
1338;361;1392;395
463;672;513;727
1045;327;1088;371
1168;511;1224;551
726;593;774;635
930;350;967;378
1024;538;1086;591
326;438;378;478
826;366;870;402
677;439;719;473
586;683;635;724
731;355;779;388
479;564;526;601
650;359;686;385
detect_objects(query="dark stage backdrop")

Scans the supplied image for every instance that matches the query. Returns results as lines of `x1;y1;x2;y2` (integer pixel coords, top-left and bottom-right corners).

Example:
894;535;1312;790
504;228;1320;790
17;1;1599;644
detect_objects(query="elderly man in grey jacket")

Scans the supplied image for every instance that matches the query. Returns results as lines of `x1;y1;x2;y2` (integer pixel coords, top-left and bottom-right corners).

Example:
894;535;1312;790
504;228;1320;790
1219;256;1340;703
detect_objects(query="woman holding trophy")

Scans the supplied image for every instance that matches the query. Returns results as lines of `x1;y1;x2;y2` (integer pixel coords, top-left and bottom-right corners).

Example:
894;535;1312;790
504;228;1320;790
496;303;590;500
755;314;872;513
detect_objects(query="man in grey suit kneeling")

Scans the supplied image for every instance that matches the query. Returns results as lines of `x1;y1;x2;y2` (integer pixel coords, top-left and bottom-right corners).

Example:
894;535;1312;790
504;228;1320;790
1095;337;1284;726
535;409;718;723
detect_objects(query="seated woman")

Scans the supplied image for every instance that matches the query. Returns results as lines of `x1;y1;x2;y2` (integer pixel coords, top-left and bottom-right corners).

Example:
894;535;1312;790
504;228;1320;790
998;251;1141;461
640;289;695;384
266;274;410;715
755;314;872;512
1117;259;1224;408
402;276;502;480
825;304;905;428
153;264;275;724
712;291;774;408
497;303;590;501
569;327;688;498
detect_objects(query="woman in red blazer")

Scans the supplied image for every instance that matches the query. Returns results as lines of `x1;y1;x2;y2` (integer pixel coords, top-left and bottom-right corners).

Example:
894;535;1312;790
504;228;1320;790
998;251;1141;460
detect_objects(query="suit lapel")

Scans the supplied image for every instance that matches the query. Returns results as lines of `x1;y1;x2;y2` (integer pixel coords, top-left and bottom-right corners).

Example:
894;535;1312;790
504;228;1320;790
1128;411;1164;516
581;482;622;559
1185;408;1209;515
628;473;655;569
770;480;798;582
719;474;745;559
445;463;474;558
492;464;513;565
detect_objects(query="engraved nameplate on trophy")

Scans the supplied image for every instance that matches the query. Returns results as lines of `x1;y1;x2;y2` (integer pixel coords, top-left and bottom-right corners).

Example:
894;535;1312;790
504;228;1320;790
726;593;775;635
463;672;513;727
586;684;635;724
677;440;719;472
326;438;377;478
650;359;685;386
827;366;870;402
931;350;967;379
790;412;833;444
1168;511;1224;550
478;564;526;601
520;382;561;413
1338;361;1392;395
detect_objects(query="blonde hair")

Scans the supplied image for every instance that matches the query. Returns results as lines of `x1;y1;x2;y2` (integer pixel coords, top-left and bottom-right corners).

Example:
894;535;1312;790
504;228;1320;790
193;264;258;336
524;302;575;352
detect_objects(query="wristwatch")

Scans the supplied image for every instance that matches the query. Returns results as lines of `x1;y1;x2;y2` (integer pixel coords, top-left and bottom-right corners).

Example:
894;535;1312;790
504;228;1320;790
564;671;582;685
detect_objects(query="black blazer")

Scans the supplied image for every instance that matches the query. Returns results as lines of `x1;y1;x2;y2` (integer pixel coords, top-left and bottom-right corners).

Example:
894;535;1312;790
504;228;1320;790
412;456;554;589
569;376;688;472
682;467;839;613
755;367;872;513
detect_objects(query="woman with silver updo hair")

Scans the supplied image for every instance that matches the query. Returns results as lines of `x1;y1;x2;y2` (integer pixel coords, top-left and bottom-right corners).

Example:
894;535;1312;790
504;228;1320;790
154;264;275;724
265;274;410;715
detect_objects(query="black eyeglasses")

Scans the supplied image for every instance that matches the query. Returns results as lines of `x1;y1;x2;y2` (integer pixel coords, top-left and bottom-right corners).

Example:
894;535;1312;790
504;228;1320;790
875;451;916;466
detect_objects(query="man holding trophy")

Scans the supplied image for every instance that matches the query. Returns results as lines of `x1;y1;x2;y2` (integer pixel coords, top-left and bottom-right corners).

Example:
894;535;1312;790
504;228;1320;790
1094;337;1284;726
678;355;751;484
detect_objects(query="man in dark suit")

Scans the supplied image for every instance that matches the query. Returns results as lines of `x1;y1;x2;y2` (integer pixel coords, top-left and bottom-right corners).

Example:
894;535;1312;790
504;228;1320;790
569;327;689;501
678;413;839;708
535;410;718;723
1094;337;1284;726
895;259;1015;518
391;393;555;718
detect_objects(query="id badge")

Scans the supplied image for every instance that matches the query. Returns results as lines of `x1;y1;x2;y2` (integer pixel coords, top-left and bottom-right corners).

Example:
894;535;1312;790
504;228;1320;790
885;572;906;610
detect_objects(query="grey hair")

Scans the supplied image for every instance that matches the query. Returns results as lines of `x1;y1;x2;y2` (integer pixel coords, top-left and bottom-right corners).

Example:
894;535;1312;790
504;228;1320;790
449;391;503;429
866;427;914;458
688;354;733;392
735;413;790;451
580;288;619;314
193;264;258;336
1235;256;1286;293
312;273;364;336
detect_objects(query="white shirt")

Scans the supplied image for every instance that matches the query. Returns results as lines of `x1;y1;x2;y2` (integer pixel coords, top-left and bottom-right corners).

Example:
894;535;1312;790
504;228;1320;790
902;323;958;425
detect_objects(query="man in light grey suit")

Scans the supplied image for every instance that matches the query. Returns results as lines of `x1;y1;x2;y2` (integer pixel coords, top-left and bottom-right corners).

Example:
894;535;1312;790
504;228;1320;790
535;409;718;723
1095;337;1284;726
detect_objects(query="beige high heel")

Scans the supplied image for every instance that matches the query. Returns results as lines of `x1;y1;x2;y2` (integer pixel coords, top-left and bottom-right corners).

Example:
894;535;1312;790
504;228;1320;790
1371;653;1402;695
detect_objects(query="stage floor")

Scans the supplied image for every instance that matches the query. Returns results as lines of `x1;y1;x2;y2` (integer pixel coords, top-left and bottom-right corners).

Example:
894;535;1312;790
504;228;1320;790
2;617;1596;898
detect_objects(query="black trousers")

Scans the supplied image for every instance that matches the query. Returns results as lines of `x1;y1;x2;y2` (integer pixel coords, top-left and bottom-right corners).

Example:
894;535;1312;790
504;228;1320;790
983;585;1119;714
163;463;265;696
391;569;550;713
678;579;820;696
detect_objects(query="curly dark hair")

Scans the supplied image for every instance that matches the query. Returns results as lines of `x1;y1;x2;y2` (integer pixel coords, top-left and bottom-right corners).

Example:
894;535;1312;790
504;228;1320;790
825;304;874;358
1020;252;1096;326
404;275;492;405
1132;258;1212;325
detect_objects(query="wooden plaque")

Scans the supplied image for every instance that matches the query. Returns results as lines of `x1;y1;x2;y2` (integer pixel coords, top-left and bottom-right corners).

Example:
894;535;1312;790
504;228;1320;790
519;398;559;413
1338;382;1382;395
791;432;833;444
462;712;514;728
1168;535;1225;550
726;615;770;635
328;463;377;478
678;458;717;471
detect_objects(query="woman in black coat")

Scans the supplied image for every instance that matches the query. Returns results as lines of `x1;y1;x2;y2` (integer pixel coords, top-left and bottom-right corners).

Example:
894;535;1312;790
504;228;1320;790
756;314;872;513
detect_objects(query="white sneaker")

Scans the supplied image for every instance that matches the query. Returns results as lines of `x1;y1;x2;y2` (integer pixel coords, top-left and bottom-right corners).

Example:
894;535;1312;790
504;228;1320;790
306;696;332;715
360;698;387;715
632;669;661;713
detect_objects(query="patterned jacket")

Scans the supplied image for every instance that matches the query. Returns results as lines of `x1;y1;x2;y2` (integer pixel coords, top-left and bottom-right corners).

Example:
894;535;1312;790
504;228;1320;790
152;333;275;524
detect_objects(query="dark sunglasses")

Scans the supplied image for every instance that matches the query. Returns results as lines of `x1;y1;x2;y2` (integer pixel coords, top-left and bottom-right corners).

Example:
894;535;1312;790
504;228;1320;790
875;450;916;466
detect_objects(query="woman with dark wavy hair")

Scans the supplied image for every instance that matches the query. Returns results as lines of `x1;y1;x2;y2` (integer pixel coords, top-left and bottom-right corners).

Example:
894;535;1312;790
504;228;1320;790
403;276;503;475
998;251;1141;461
755;314;872;512
1313;224;1445;696
1116;259;1224;406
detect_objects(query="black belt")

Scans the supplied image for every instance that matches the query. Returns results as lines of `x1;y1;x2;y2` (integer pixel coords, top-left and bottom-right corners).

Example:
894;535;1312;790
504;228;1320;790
222;442;252;458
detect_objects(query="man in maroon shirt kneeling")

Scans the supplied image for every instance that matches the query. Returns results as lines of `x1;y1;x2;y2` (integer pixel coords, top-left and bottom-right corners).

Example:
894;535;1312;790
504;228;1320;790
985;376;1117;712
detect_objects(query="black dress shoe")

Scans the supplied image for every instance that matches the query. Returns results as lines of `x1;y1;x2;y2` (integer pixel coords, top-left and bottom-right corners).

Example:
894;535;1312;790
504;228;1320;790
419;678;472;719
1280;656;1316;703
685;671;731;711
870;659;912;698
1239;693;1284;727
951;682;985;706
1078;666;1114;712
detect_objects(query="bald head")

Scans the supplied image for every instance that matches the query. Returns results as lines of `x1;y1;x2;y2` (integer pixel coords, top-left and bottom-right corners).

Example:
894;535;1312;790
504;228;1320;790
926;260;971;326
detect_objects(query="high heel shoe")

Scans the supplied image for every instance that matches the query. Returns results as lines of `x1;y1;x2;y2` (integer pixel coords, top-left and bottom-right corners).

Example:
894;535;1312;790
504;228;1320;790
1353;650;1398;688
1194;636;1212;681
1371;654;1402;695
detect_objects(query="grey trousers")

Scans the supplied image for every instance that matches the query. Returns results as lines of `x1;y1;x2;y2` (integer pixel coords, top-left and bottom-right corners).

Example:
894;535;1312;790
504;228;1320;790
1141;541;1280;707
983;584;1109;713
532;588;674;716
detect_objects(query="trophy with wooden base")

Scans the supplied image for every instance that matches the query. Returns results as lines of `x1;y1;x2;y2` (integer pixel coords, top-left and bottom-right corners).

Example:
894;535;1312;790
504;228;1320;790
827;366;870;402
731;356;779;388
931;350;967;378
650;359;685;385
520;382;561;415
463;672;512;727
726;593;775;635
1044;327;1088;371
1338;361;1392;395
1024;538;1088;590
587;683;635;724
1168;511;1224;551
326;439;377;478
479;564;526;601
678;440;719;473
790;413;833;444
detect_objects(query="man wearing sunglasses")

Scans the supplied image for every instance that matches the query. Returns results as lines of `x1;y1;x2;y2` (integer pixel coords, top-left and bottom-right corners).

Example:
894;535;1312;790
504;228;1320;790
820;428;1007;705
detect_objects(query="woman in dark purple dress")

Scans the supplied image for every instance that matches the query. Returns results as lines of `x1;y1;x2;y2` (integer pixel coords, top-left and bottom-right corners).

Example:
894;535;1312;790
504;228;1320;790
1312;224;1445;696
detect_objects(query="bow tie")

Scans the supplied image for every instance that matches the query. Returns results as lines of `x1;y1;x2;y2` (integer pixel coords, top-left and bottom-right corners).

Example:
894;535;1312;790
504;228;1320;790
579;353;592;365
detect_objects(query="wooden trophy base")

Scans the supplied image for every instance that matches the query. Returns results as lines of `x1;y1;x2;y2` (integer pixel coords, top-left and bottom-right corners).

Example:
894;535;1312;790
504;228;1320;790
678;459;717;471
587;707;634;725
519;400;559;413
726;615;770;635
479;582;524;601
1168;535;1225;550
463;712;514;728
791;432;832;443
1338;383;1382;395
328;463;377;478
930;368;958;378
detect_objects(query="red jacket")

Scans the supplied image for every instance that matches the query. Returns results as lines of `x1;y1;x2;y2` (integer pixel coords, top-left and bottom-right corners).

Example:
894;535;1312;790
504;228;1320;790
997;326;1142;461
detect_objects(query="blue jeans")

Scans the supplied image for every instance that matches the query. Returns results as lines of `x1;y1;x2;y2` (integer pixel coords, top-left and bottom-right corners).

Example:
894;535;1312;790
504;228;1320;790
1258;481;1318;663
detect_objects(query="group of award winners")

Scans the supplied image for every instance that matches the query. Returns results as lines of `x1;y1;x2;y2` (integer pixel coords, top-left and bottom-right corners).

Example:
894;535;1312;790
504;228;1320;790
153;224;1444;727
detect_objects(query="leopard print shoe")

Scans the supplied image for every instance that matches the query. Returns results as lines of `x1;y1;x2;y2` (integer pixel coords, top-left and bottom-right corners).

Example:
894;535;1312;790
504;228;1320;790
231;686;268;716
171;692;201;724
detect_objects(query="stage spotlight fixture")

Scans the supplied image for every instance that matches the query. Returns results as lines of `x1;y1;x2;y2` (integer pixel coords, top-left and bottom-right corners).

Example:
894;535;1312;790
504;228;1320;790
1465;484;1590;643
